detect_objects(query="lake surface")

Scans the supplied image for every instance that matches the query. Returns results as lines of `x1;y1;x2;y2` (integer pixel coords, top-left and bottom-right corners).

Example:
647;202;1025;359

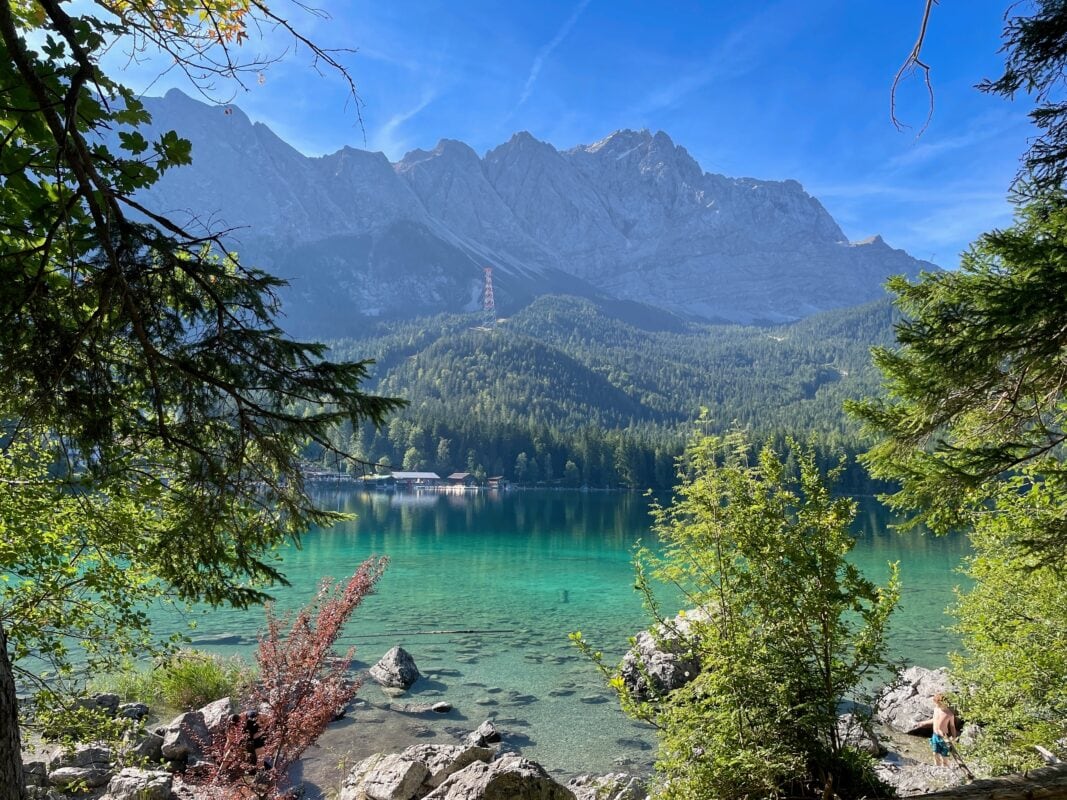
169;488;970;783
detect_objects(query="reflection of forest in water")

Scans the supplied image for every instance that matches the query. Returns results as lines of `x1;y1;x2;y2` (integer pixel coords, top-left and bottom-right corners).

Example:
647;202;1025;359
303;488;967;665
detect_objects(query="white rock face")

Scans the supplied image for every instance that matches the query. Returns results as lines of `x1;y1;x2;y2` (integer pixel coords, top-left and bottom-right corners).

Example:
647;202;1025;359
340;752;430;800
133;91;934;334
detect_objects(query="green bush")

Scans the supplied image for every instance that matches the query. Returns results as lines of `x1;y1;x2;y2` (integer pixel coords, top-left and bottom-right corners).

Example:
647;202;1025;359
575;426;899;799
93;650;254;711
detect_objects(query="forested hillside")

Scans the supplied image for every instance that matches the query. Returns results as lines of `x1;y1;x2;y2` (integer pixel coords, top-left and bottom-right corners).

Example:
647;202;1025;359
304;295;899;490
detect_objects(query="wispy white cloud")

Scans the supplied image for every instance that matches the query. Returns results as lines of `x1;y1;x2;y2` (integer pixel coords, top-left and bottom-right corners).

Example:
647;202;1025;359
370;90;439;158
885;111;1026;171
517;0;593;107
631;1;797;116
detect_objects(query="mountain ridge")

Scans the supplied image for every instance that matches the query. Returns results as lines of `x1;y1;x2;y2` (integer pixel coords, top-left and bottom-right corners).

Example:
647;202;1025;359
132;90;933;336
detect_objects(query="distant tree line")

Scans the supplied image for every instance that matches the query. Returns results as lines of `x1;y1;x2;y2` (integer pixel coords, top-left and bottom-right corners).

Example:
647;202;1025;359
298;295;900;492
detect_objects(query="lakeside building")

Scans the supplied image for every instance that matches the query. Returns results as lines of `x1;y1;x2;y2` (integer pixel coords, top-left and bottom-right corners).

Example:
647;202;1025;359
446;472;478;488
391;471;442;489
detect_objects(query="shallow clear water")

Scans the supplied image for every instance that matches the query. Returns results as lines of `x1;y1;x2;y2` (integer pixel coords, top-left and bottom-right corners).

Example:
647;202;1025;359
163;488;969;781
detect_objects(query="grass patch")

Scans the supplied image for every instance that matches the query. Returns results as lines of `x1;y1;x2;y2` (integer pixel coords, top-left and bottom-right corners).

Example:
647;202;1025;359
93;650;255;711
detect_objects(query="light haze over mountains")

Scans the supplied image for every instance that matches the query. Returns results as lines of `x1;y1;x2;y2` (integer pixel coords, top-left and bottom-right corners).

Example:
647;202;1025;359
138;90;934;336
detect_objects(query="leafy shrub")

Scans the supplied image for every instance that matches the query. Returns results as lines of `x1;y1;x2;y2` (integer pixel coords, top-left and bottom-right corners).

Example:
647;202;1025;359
575;426;899;799
94;650;254;711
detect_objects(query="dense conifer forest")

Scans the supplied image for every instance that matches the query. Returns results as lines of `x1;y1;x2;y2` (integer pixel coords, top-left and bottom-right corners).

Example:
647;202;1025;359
305;294;900;491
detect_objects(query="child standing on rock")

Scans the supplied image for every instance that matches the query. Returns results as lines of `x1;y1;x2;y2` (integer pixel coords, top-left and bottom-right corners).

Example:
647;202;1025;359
924;692;958;767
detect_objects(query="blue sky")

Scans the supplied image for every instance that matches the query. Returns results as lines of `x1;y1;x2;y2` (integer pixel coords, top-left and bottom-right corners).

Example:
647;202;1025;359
112;0;1032;268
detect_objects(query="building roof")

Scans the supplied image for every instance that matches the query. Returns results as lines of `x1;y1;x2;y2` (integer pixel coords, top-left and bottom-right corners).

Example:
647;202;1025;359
391;471;441;480
447;472;472;480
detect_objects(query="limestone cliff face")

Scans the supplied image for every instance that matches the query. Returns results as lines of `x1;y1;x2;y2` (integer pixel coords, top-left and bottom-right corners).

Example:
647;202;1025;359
134;90;933;335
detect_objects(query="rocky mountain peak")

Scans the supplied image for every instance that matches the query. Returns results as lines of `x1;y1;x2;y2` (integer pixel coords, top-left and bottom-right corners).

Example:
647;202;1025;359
132;91;934;333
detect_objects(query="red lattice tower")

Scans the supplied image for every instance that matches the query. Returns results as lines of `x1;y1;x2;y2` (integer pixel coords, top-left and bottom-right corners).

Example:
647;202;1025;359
483;266;496;317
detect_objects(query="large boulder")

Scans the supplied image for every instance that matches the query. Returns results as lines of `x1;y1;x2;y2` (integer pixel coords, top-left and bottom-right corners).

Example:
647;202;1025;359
122;729;164;765
423;755;575;800
567;773;646;800
78;693;121;717
876;667;955;734
47;744;114;788
101;768;173;800
199;696;236;731
370;646;421;690
157;696;234;763
339;752;430;800
158;710;209;762
619;609;709;700
401;744;495;788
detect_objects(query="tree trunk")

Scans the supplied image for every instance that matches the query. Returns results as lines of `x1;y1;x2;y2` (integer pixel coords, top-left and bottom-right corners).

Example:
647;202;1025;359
0;623;26;800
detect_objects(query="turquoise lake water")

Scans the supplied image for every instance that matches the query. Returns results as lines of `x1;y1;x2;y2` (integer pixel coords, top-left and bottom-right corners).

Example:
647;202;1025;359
166;488;970;781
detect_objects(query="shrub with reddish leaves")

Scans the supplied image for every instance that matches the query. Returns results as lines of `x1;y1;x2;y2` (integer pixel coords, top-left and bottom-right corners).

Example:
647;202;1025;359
187;556;387;799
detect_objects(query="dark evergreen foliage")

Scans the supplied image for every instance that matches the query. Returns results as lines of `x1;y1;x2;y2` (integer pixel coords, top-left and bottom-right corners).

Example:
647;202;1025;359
309;295;900;491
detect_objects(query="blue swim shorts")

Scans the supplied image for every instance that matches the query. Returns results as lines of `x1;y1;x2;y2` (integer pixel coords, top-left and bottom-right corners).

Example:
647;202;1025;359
931;733;951;757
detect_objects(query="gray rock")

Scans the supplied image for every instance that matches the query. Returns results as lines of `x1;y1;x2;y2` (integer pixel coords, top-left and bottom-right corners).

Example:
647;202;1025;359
876;666;955;734
199;696;235;731
48;743;112;772
431;702;453;713
340;752;430;800
117;702;150;721
874;761;967;796
567;773;646;800
21;759;47;788
620;609;709;700
123;730;164;765
158;710;209;762
464;720;501;748
79;693;120;717
49;765;113;789
423;755;575;800
370;646;421;690
101;768;173;800
400;744;494;788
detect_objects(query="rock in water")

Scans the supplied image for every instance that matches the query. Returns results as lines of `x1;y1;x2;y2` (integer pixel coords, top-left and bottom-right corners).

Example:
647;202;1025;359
464;720;501;748
370;646;421;690
620;608;709;700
